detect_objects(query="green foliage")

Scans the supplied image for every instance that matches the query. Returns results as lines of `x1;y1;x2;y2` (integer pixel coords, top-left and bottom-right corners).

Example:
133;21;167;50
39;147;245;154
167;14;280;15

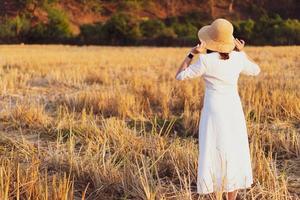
101;12;142;44
171;22;197;39
165;11;210;28
282;19;300;44
46;7;72;39
28;7;72;42
0;15;30;42
0;20;16;39
233;15;300;45
251;14;299;45
180;11;211;27
233;19;255;41
79;22;104;44
27;22;47;42
77;12;300;46
140;19;166;38
0;2;300;46
157;27;177;39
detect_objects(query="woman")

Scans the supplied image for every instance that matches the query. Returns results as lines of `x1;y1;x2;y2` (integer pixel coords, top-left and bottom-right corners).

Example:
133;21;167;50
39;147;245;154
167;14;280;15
175;18;260;200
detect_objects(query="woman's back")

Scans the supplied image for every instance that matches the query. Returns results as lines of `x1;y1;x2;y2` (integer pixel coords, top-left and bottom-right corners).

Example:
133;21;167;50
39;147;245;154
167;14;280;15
202;51;260;91
175;50;261;92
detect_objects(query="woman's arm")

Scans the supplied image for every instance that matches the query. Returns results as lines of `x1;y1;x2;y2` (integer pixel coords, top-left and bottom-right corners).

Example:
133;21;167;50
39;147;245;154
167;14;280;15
234;38;261;76
175;55;193;79
175;41;206;79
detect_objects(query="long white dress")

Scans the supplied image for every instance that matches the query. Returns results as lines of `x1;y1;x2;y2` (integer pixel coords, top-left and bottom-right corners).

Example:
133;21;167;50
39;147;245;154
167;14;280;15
176;51;261;194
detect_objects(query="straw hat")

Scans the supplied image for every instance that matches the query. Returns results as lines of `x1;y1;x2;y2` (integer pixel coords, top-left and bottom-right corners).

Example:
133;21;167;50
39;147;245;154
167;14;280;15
198;18;235;53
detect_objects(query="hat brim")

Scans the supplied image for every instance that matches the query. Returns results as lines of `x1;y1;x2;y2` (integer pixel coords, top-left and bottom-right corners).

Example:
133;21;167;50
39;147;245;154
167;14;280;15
198;25;235;53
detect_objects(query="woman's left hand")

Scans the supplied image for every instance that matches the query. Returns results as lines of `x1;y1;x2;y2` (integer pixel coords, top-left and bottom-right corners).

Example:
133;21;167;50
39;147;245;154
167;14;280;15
234;38;245;51
190;40;206;54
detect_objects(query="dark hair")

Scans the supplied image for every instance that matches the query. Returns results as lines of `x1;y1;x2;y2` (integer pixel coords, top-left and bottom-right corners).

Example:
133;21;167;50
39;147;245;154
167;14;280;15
206;49;229;60
206;47;240;60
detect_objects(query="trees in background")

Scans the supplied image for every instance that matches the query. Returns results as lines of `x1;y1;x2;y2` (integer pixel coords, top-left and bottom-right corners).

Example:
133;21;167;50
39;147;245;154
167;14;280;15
0;0;299;45
78;12;300;46
234;15;300;45
27;7;72;43
0;15;30;43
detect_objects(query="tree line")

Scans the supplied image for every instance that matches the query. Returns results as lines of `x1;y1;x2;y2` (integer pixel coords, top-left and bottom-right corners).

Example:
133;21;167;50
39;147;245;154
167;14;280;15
0;8;299;46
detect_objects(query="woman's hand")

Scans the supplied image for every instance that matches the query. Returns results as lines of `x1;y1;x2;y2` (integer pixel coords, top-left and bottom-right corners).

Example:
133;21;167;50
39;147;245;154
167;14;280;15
190;40;206;54
234;38;245;51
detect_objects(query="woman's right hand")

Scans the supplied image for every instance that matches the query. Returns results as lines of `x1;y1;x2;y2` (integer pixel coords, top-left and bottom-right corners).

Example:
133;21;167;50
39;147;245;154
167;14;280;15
234;38;245;51
190;40;206;54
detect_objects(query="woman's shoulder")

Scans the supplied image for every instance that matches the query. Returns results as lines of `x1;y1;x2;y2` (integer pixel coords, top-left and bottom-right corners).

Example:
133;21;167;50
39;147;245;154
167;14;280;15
197;52;216;65
201;52;218;61
230;50;246;58
201;51;245;62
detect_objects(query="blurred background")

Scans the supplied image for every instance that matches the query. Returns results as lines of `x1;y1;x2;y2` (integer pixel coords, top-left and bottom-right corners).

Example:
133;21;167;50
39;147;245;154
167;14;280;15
0;0;299;46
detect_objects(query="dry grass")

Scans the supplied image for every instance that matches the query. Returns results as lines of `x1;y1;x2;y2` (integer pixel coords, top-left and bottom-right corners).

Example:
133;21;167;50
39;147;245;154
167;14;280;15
0;45;299;200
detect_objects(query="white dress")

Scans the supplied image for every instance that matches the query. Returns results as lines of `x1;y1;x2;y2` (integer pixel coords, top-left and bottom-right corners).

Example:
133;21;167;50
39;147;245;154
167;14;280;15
176;51;260;194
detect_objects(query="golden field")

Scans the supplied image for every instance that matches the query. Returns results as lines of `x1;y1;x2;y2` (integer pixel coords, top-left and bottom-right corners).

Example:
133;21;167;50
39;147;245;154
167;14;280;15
0;45;299;200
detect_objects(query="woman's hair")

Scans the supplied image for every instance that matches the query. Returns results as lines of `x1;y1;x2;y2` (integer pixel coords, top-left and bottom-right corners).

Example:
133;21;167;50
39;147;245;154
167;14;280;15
206;49;229;60
206;47;239;60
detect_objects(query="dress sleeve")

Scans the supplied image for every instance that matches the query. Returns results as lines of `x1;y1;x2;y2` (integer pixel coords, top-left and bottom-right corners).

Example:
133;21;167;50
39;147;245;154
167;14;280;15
175;54;206;80
240;51;261;76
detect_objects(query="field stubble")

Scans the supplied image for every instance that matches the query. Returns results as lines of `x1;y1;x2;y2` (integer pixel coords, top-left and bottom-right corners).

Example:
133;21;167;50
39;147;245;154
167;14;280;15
0;45;299;199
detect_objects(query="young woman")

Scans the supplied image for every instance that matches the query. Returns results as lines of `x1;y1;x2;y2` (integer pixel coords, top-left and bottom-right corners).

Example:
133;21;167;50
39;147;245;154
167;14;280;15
175;18;260;200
